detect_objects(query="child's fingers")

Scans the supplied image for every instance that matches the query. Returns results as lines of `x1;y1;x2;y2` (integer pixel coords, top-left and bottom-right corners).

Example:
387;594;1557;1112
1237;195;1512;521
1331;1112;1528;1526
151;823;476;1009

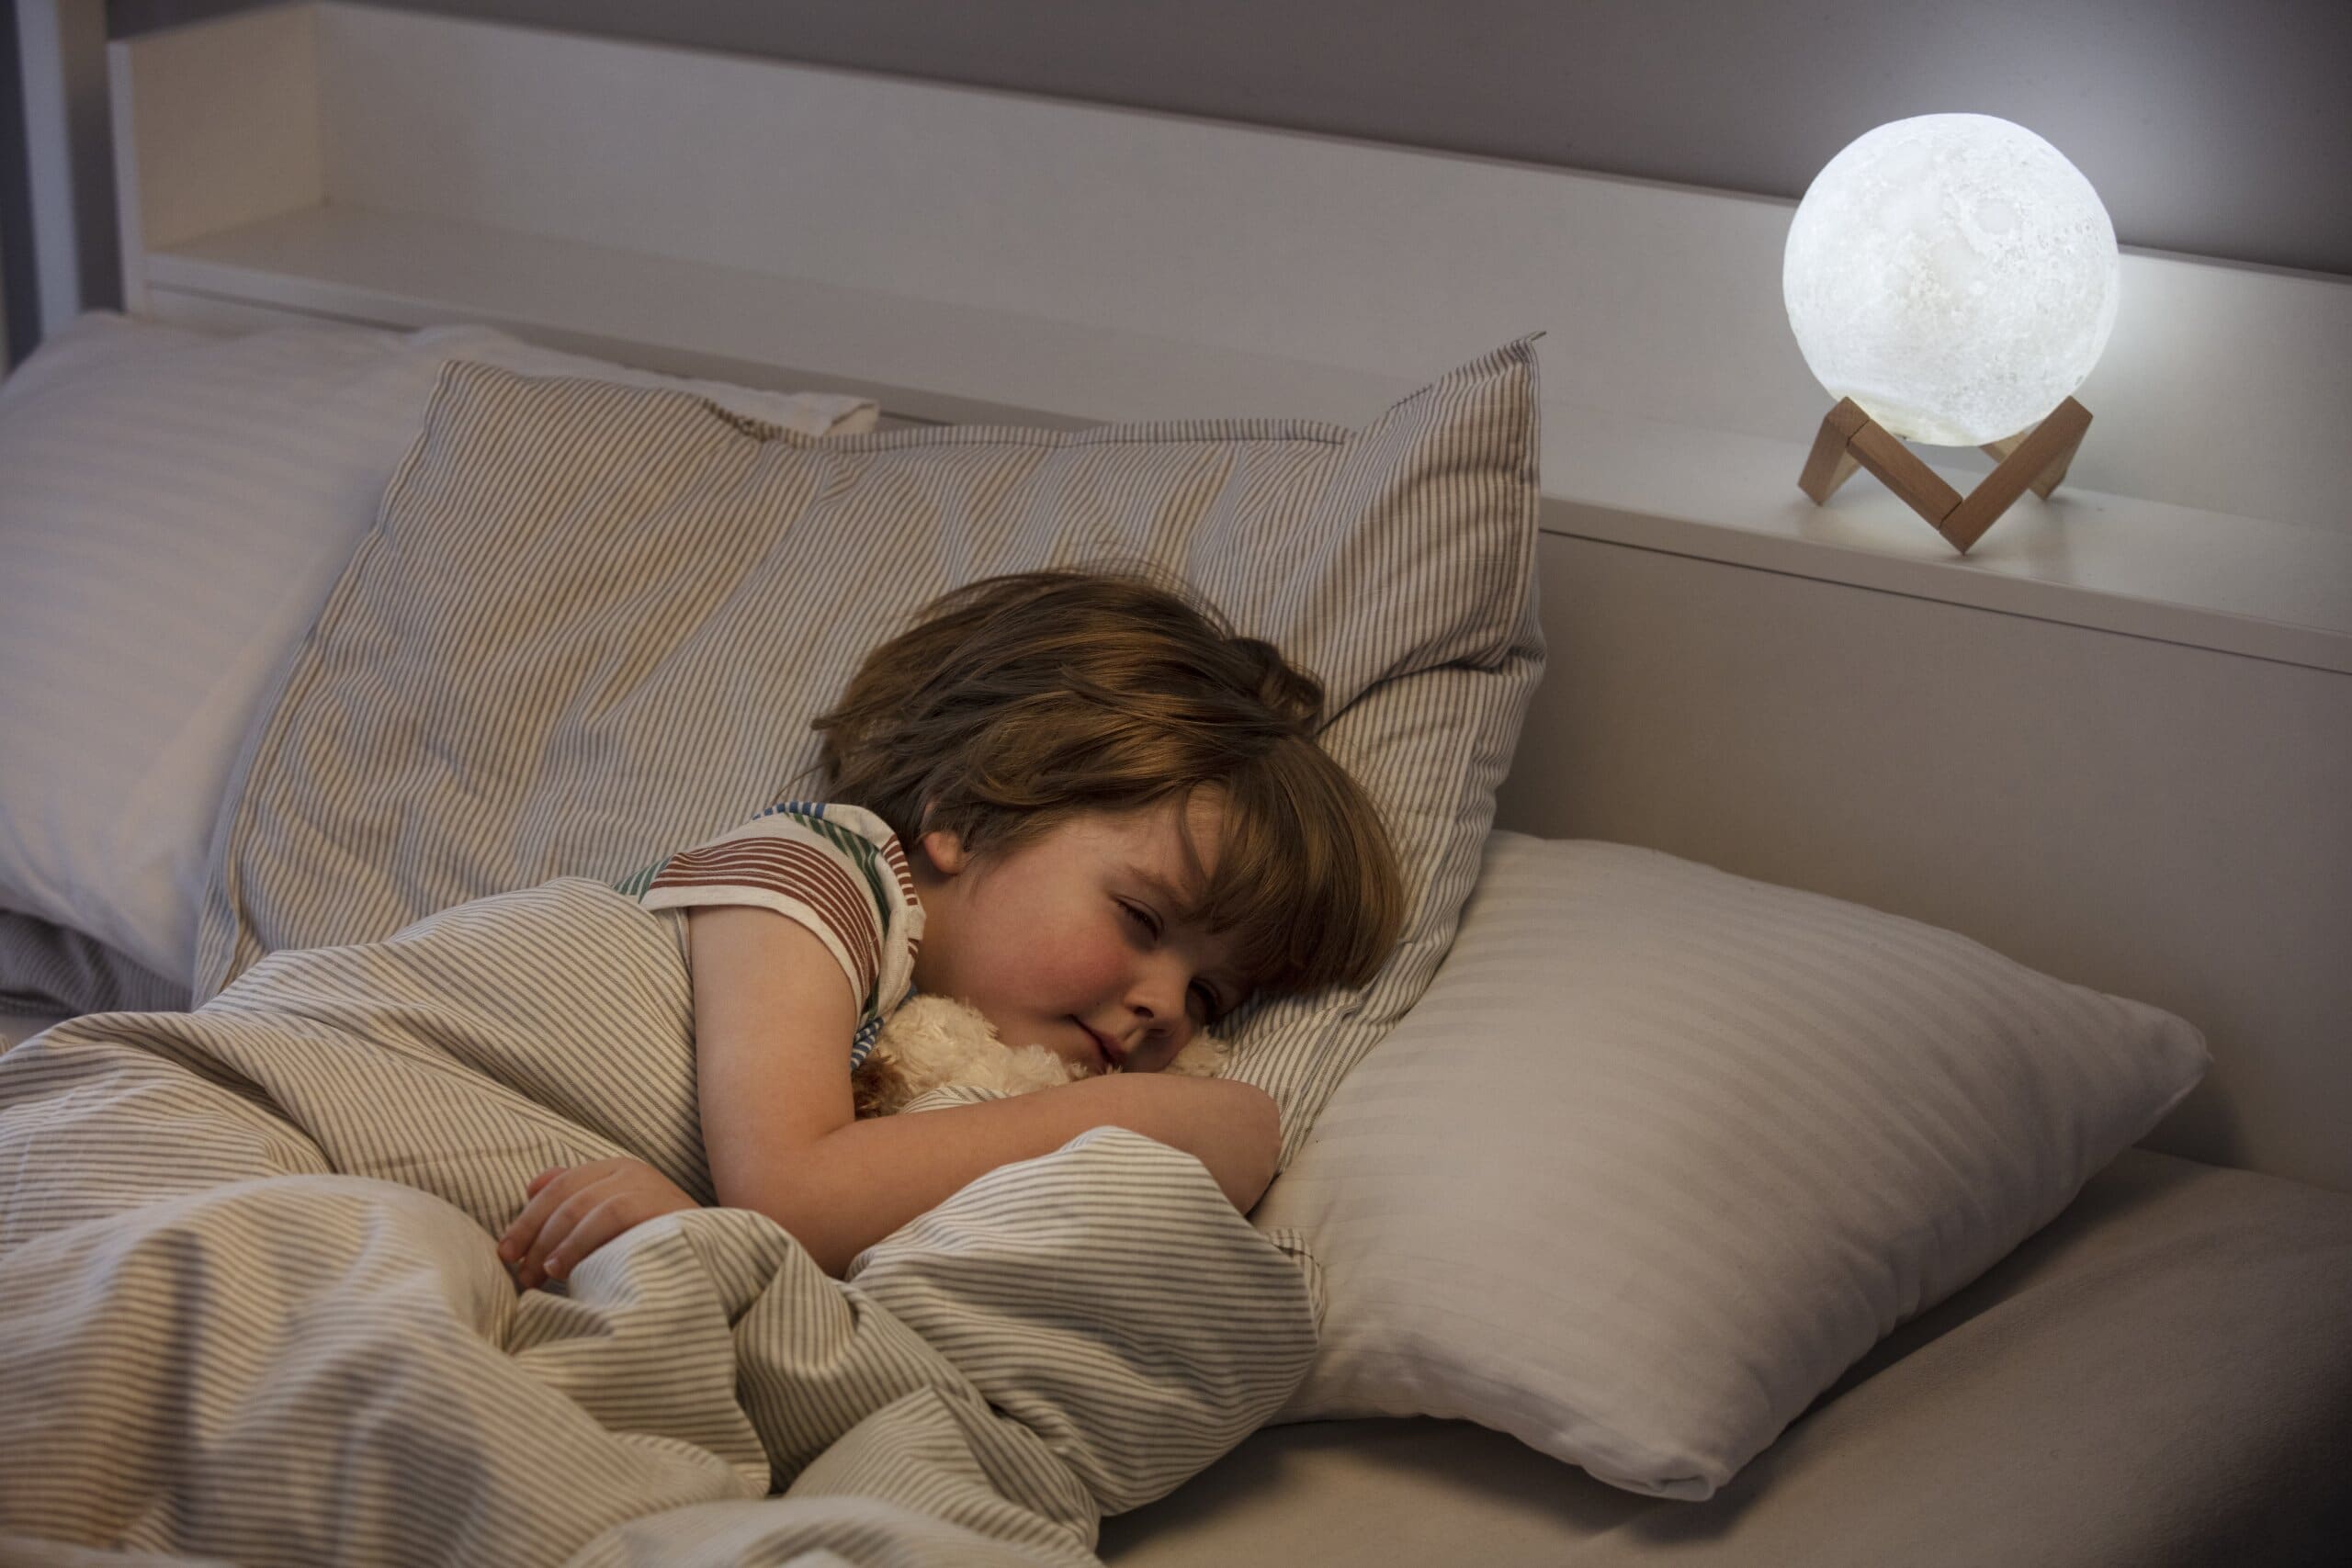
515;1172;620;1286
500;1166;582;1266
540;1197;640;1281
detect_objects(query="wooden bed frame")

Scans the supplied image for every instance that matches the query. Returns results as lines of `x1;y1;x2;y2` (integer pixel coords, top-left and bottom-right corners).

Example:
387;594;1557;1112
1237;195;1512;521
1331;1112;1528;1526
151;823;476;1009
94;2;2352;1190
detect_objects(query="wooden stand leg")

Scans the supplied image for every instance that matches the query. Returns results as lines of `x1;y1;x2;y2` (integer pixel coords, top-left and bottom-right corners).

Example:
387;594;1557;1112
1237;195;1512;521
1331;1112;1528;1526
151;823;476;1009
1798;400;1869;502
1980;407;2087;499
1797;397;2093;556
1845;414;1965;525
1939;398;2091;551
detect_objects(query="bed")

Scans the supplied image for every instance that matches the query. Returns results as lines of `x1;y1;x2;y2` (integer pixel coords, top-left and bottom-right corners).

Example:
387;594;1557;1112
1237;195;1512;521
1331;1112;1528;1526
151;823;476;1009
3;5;2348;1564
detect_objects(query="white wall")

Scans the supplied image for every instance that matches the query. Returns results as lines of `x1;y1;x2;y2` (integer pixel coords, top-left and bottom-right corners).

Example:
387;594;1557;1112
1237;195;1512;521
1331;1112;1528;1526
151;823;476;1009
11;0;118;342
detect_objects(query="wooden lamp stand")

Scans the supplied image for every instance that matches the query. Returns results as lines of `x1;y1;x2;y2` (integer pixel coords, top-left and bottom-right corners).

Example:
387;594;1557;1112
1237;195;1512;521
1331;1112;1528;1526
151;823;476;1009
1797;396;2093;555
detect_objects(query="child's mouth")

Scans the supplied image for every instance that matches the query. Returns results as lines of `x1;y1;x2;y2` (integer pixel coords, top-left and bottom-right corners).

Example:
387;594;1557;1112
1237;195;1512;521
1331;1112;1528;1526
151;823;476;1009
1074;1019;1119;1071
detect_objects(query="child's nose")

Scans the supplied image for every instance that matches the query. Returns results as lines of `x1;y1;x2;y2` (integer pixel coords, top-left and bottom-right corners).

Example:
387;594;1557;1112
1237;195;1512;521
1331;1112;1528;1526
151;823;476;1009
1127;963;1194;1046
1134;1009;1193;1054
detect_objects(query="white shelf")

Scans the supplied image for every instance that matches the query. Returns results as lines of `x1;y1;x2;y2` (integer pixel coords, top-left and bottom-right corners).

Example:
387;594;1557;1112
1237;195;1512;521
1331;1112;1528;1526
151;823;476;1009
145;204;1418;430
147;202;2352;676
1541;399;2352;675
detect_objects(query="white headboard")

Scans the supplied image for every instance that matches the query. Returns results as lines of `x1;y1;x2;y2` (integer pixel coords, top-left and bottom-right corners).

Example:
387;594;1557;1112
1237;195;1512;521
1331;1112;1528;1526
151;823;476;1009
105;3;2352;1190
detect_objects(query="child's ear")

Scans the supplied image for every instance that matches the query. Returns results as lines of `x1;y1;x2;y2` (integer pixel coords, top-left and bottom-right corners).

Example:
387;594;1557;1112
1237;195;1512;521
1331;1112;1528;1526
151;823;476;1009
920;827;969;877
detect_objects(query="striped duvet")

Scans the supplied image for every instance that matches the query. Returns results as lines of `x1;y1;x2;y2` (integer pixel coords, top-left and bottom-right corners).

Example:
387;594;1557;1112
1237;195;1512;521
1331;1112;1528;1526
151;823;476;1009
0;876;1317;1564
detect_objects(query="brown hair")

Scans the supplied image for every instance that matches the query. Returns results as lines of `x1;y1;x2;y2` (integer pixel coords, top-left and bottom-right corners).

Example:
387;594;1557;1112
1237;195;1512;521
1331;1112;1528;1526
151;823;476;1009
812;568;1404;1003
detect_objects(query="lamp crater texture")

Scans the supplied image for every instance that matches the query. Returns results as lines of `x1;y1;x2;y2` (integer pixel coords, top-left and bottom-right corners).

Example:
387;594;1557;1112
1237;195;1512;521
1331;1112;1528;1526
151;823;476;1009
1782;114;2119;446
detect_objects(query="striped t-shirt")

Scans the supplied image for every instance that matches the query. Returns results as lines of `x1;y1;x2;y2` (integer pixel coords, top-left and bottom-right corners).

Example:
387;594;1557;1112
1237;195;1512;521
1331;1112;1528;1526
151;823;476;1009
617;802;923;1069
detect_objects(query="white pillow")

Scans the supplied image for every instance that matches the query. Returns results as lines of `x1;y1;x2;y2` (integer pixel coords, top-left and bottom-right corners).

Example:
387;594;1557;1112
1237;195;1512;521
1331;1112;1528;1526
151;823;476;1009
0;313;877;987
1256;832;2209;1500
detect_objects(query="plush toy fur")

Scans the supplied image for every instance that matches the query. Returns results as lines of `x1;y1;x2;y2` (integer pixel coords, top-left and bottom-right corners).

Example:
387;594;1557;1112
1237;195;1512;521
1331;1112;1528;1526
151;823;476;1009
854;994;1228;1118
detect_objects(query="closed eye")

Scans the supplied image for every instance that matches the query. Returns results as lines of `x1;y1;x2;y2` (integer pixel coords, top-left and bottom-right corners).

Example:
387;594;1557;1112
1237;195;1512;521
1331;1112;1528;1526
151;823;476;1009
1120;897;1225;1023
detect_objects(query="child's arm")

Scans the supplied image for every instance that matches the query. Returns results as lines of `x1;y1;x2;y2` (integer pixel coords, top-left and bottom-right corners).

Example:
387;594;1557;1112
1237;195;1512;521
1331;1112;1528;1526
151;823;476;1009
692;904;1281;1278
769;1074;1283;1277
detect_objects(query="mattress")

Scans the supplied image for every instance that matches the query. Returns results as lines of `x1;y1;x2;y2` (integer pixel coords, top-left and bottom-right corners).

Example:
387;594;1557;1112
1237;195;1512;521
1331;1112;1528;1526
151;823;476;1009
1100;1146;2352;1567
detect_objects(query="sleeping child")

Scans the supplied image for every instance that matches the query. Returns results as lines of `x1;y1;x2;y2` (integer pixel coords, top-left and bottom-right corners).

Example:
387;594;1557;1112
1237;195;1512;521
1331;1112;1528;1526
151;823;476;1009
498;568;1403;1283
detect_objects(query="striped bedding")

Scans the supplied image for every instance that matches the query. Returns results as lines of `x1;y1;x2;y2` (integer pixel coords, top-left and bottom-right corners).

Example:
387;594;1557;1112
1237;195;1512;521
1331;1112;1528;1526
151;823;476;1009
0;876;1317;1565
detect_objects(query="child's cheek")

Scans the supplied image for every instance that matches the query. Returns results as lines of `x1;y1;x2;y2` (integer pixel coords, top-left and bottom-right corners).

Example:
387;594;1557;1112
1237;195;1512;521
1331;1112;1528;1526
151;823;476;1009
1034;921;1129;998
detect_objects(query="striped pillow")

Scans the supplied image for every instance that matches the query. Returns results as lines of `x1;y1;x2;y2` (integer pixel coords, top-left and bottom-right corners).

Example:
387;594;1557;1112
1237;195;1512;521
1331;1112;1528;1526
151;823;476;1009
1257;832;2209;1499
193;342;1544;1156
0;311;876;1009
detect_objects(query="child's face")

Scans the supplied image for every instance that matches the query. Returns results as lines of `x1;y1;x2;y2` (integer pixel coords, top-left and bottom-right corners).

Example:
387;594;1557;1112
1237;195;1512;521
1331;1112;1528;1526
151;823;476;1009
910;795;1244;1076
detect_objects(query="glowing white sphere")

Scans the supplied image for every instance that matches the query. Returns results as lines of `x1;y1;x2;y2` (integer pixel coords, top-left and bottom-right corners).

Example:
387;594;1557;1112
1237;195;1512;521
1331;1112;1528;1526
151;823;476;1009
1782;114;2119;446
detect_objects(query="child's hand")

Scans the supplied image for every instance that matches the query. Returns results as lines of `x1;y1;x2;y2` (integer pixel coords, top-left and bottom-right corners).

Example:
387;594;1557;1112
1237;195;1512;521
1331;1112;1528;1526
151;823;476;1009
498;1156;697;1290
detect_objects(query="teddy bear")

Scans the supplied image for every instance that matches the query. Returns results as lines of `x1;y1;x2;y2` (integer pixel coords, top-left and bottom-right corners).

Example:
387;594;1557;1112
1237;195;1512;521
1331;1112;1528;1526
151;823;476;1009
854;994;1229;1117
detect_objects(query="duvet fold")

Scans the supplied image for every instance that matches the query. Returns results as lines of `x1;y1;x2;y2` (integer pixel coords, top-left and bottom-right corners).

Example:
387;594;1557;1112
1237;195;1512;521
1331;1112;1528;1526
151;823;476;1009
0;878;1317;1566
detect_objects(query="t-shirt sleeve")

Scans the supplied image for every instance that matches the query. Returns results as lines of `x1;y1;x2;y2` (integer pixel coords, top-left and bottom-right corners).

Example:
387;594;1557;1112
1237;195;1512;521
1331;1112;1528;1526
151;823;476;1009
634;802;922;1018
